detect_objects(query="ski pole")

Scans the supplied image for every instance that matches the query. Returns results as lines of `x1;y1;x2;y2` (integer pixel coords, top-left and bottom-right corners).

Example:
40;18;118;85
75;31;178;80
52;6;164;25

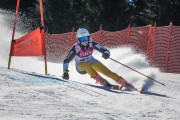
109;57;165;86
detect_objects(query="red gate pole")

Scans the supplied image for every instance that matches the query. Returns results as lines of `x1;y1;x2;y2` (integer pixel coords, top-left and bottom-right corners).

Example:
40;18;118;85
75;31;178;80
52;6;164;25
40;0;48;75
8;0;20;69
165;21;172;71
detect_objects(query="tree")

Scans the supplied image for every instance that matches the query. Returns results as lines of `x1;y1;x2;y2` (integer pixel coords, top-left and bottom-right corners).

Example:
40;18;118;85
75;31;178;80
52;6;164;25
131;0;180;26
1;0;180;33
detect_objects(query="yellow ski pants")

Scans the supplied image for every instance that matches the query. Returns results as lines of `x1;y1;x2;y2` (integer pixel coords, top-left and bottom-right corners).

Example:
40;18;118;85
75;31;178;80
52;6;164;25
78;61;122;82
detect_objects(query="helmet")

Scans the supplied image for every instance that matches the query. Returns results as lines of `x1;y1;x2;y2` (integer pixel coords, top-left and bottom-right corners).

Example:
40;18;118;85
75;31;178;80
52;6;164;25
76;28;90;38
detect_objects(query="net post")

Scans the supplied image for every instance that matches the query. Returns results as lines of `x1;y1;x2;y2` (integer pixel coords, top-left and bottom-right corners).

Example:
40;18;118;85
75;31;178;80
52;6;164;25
165;21;173;71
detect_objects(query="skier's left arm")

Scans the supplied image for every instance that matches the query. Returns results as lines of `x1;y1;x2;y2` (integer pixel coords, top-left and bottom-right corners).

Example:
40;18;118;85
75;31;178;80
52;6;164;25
92;41;110;59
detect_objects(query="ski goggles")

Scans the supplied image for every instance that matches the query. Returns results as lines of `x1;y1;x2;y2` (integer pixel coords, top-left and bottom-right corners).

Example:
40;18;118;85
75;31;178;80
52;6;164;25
78;36;89;42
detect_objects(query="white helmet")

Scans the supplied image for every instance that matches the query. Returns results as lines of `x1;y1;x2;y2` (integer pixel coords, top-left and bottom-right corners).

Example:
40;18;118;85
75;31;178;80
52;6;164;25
76;28;90;38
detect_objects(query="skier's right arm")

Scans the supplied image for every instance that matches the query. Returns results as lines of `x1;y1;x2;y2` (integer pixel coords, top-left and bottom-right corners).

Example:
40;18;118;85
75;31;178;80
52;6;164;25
62;46;76;80
63;46;76;71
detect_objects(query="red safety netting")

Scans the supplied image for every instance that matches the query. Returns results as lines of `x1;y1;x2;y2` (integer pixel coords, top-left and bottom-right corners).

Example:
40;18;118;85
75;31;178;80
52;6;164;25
152;26;170;71
129;26;149;52
168;26;180;73
100;29;129;47
45;25;180;73
45;32;74;62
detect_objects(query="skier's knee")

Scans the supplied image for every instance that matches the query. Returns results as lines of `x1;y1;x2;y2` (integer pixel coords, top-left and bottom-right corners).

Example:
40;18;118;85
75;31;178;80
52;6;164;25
77;70;87;74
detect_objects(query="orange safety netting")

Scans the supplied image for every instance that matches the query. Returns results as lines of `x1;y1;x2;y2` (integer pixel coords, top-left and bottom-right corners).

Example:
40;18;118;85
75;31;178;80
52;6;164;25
45;25;180;74
11;27;45;56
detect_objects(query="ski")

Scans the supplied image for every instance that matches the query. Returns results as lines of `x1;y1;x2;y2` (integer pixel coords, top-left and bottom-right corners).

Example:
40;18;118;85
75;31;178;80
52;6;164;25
110;84;144;94
48;74;144;94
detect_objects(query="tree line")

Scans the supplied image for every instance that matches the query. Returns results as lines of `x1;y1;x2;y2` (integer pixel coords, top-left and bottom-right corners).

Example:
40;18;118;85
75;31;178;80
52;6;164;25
0;0;180;33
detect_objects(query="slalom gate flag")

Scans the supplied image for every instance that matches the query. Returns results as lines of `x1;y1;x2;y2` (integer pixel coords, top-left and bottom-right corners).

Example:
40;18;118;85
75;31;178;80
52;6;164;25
11;28;45;56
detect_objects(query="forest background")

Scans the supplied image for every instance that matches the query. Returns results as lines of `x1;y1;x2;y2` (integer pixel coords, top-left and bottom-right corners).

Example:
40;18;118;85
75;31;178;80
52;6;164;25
0;0;180;33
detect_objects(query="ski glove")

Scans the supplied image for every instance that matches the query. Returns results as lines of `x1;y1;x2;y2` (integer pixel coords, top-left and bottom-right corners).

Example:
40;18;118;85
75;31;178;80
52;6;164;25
62;70;69;80
102;51;110;59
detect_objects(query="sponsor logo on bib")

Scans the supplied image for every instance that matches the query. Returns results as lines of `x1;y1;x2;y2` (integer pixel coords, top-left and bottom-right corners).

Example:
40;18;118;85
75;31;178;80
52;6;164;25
79;50;92;57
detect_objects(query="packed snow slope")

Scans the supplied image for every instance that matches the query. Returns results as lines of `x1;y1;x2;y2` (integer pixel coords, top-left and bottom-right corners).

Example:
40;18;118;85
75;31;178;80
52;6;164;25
1;9;180;120
0;66;180;120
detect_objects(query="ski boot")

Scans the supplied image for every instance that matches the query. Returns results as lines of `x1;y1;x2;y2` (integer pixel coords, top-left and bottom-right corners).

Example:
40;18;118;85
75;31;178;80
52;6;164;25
117;78;136;91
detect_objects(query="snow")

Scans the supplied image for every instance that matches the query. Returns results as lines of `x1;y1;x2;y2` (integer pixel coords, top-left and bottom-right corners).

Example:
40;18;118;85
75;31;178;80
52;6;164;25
1;67;180;120
1;9;180;120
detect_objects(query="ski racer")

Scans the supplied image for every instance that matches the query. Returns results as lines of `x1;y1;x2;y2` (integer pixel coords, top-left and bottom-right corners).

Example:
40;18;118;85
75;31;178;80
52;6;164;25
62;28;131;89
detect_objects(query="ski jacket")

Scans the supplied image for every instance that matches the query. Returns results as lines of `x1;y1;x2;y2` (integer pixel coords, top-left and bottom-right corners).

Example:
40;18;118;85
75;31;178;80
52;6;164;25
63;39;110;71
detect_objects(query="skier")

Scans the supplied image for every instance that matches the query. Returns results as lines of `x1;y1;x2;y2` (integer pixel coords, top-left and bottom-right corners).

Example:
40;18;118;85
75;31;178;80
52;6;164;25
62;28;131;90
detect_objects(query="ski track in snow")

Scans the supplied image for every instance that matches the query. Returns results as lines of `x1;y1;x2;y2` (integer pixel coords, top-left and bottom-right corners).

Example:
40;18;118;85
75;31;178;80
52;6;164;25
0;67;180;120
